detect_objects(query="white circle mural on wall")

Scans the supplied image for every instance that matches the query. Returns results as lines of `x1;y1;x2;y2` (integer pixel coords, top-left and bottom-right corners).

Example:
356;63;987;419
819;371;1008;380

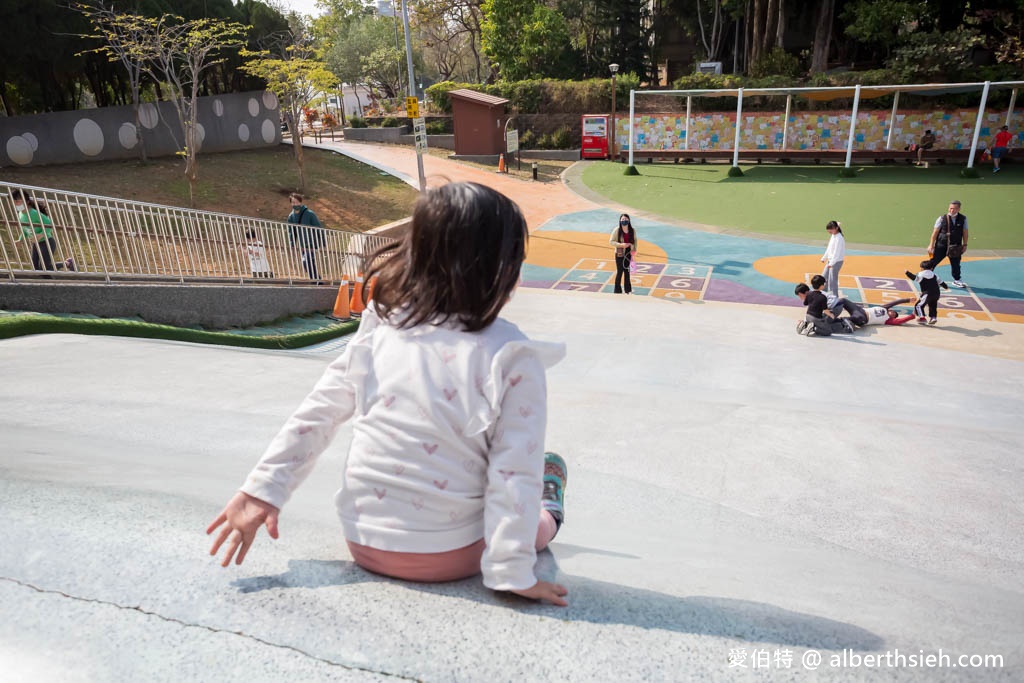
6;136;33;165
261;119;277;143
22;132;39;151
238;123;250;142
248;97;260;117
73;119;105;156
213;99;224;117
118;123;138;149
139;103;159;129
262;91;279;110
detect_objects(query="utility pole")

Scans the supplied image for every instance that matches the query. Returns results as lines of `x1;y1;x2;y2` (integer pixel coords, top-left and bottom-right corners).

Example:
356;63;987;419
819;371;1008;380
401;0;426;191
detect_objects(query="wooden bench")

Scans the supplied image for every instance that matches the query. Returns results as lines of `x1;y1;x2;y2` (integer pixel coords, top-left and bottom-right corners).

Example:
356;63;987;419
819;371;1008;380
617;148;986;165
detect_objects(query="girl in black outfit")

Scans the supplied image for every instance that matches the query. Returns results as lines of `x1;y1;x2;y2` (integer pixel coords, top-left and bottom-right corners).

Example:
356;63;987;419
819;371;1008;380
610;213;638;294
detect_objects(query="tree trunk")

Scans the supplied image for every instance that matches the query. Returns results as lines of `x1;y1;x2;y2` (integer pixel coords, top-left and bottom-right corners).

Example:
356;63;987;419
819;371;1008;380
291;103;306;191
810;0;835;74
775;0;785;48
763;0;778;58
750;0;764;68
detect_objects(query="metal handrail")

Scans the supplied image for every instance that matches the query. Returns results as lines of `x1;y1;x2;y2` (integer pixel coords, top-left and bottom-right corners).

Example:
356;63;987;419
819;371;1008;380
1;181;396;284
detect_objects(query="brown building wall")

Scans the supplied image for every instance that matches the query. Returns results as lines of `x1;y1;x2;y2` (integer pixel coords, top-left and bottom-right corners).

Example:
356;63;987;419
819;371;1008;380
451;99;507;155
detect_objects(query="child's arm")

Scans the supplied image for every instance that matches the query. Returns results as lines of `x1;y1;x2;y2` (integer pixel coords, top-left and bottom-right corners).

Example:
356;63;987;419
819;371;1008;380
482;345;568;606
886;314;916;325
208;320;370;566
882;297;913;310
905;270;921;282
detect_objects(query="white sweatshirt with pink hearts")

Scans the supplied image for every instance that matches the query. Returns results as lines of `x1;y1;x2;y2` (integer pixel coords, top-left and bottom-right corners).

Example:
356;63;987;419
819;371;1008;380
240;305;565;591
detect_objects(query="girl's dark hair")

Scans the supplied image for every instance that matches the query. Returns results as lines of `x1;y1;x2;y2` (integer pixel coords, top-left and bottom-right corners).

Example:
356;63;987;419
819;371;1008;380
11;189;46;216
794;283;810;295
364;182;528;332
826;220;842;234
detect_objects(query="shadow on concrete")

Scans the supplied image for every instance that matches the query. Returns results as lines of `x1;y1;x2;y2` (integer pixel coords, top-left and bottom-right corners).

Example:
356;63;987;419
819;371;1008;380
233;556;885;651
934;326;1002;338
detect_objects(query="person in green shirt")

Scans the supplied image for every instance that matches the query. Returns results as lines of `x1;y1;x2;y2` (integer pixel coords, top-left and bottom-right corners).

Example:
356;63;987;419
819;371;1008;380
11;189;58;271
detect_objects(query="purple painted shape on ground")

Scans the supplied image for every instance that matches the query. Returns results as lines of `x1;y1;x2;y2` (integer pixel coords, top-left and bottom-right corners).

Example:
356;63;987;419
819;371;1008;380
634;262;665;275
860;277;914;292
520;280;553;289
940;295;983;312
657;276;702;290
553;282;602;292
980;297;1024;316
706;279;803;307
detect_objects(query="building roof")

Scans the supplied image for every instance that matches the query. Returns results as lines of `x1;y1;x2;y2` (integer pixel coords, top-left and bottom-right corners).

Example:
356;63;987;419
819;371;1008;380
448;89;509;107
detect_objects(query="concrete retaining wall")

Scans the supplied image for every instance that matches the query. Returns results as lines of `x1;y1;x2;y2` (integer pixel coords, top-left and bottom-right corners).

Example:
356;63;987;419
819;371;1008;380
0;91;282;168
342;127;409;143
0;282;337;329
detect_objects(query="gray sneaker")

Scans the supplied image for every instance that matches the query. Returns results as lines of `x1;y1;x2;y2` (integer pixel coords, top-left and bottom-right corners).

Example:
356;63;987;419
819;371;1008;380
952;280;967;288
796;320;809;335
542;452;567;527
841;319;855;333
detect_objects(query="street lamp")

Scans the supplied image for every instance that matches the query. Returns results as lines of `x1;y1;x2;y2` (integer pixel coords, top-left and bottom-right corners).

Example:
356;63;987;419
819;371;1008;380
609;63;619;160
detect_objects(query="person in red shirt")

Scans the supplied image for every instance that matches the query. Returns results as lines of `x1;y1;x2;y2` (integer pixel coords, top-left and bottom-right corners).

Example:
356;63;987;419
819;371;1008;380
991;125;1013;173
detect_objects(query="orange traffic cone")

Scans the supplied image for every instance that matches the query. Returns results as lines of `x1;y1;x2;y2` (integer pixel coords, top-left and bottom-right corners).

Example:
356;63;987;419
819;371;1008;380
350;273;365;316
329;278;350;320
498;153;506;173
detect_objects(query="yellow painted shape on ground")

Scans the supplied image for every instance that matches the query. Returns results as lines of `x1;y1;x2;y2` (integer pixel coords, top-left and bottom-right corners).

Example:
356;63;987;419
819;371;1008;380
652;289;702;301
755;254;998;283
527;231;667;270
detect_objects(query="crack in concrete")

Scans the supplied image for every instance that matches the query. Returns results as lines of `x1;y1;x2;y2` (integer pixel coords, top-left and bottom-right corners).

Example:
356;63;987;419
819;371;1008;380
1;576;421;682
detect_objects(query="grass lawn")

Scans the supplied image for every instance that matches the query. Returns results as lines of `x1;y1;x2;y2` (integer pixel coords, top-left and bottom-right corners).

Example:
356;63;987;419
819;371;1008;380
3;146;419;232
581;161;1024;250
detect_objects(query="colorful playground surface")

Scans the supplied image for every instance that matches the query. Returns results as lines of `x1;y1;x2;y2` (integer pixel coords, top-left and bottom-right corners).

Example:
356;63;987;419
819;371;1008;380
523;208;1024;324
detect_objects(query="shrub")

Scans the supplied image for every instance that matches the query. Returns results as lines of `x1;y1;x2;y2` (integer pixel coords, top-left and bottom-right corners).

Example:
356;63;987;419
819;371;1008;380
536;133;553;150
380;116;401;128
425;120;447;134
750;48;802;79
519;129;537;149
549;126;573;149
348;116;367;128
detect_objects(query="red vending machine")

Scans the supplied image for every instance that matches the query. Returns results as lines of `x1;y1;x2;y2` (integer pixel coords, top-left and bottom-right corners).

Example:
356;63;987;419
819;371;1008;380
581;114;609;159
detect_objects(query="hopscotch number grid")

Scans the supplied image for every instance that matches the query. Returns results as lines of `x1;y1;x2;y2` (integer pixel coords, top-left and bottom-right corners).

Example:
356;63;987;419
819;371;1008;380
555;258;713;301
805;273;996;322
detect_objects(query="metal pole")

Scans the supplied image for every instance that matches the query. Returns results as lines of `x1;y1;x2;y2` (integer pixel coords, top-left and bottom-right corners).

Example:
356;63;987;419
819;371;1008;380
400;0;426;191
844;84;861;168
886;91;900;150
732;88;743;167
1006;88;1017;127
611;73;617;159
782;94;791;150
685;96;691;151
968;81;991;169
628;89;635;167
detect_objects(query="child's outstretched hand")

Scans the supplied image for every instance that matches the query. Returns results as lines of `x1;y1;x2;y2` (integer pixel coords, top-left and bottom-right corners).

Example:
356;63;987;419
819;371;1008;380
512;580;569;607
206;491;280;567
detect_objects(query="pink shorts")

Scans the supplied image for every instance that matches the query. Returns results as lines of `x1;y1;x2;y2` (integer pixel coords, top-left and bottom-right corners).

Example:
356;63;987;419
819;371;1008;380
347;510;559;583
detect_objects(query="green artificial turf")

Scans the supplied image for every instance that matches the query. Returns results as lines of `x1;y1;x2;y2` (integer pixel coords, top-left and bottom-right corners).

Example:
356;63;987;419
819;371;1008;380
0;312;359;349
582;161;1024;249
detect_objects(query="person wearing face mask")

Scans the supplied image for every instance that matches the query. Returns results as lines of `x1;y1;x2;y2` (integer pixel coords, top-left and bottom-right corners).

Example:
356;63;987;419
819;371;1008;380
11;189;62;272
609;213;638;295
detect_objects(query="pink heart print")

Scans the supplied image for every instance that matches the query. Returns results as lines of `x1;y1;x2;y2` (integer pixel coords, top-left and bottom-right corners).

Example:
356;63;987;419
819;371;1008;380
297;425;313;435
393;464;406;476
449;511;458;521
374;488;387;500
514;503;525;515
422;442;438;455
433;479;449;490
442;350;456;364
519;405;533;418
527;440;538;453
509;374;523;387
498;469;515;481
382;395;396;408
411;498;424;510
443;388;458;401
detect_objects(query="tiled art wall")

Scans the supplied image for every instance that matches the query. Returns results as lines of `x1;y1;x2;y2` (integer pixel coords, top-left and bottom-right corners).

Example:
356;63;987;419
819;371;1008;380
620;109;1023;151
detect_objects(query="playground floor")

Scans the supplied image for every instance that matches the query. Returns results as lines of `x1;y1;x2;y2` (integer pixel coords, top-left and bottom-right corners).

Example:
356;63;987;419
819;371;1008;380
2;142;1023;680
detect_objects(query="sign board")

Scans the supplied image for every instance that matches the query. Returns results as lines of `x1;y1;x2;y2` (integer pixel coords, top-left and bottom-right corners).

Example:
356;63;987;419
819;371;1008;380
405;96;419;118
506;129;519;153
413;117;427;152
